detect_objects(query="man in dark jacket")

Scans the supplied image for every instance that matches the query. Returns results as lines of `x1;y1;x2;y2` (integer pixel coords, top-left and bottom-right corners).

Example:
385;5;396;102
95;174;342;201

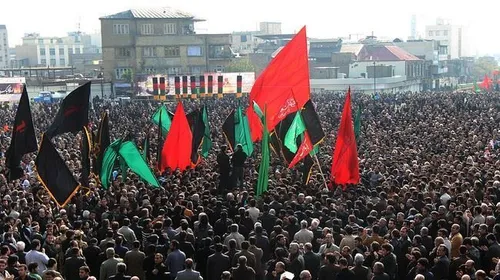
431;245;450;280
207;243;230;280
231;144;247;188
64;247;87;280
336;258;355;280
217;145;231;193
302;243;320;280
380;244;397;280
372;262;390;280
108;263;131;280
231;256;255;280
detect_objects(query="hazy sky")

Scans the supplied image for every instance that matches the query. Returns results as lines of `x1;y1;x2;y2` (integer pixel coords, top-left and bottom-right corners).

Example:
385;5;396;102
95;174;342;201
2;0;499;55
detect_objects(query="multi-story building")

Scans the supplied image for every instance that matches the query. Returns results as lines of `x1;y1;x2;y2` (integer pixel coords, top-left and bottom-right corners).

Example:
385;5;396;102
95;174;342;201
0;25;9;69
259;22;282;35
100;7;234;81
425;18;468;59
14;32;96;68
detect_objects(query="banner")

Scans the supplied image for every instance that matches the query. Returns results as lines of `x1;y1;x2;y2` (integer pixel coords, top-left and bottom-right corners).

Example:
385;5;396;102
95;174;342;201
168;72;255;95
0;78;25;102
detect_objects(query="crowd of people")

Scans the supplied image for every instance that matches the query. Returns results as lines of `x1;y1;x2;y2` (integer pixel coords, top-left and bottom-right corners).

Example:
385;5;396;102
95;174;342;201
0;90;499;280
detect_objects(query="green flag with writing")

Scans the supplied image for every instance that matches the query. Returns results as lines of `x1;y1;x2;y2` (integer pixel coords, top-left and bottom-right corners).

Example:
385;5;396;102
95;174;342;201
284;111;306;153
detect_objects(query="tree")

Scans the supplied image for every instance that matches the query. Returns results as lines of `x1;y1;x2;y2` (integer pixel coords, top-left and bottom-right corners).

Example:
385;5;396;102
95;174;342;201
472;56;498;80
224;58;256;73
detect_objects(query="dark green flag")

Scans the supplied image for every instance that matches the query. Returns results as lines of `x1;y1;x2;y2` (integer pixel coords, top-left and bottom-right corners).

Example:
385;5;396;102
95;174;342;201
256;105;269;197
152;105;172;136
119;141;159;188
201;106;212;158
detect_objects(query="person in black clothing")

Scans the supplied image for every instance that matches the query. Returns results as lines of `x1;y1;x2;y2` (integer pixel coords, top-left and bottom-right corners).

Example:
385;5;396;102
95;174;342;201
217;145;231;194
231;144;247;189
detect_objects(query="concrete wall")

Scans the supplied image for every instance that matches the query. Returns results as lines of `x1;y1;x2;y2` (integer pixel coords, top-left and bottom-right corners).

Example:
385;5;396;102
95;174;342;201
349;61;406;78
311;76;422;93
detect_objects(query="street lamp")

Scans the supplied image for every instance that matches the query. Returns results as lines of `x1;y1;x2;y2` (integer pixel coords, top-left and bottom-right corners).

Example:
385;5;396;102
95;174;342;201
373;61;376;95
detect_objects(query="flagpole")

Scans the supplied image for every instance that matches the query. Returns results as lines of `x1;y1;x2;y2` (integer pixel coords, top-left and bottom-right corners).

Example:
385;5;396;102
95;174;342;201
313;154;329;190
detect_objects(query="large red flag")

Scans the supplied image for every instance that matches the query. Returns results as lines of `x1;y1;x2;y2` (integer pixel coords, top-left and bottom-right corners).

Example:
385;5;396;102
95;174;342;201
480;74;493;91
160;102;192;172
330;88;359;188
247;26;310;141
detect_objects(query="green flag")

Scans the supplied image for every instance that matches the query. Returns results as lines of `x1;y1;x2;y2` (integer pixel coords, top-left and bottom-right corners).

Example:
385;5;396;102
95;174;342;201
142;136;149;161
235;107;254;156
253;101;264;121
474;81;481;93
256;107;269;197
152;105;171;136
119;156;127;182
100;139;122;189
118;141;160;188
354;105;361;141
284;112;306;153
201;106;212;158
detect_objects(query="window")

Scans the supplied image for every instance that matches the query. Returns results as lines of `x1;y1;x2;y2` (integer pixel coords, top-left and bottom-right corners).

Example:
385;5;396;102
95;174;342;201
40;48;46;56
164;46;180;57
59;48;65;55
209;45;231;58
49;48;56;56
41;59;46;65
241;35;248;42
164;23;177;35
116;48;131;57
75;48;81;54
113;24;130;35
0;57;2;62
50;59;56;66
115;68;131;79
443;30;448;36
214;65;225;72
60;58;66;65
143;47;156;57
167;67;180;75
428;31;433;36
191;66;202;74
38;39;44;45
435;30;441;36
144;68;155;73
141;24;155;35
187;46;202;56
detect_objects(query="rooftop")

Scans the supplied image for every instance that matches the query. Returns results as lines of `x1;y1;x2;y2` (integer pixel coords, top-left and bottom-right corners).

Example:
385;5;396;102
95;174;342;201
100;7;204;21
357;45;421;61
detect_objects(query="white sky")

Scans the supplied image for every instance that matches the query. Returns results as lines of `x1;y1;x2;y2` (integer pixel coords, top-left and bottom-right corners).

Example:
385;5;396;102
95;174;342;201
2;0;499;55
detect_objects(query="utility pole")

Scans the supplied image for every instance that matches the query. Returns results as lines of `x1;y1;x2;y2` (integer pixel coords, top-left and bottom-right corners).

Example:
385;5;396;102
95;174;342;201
373;60;376;95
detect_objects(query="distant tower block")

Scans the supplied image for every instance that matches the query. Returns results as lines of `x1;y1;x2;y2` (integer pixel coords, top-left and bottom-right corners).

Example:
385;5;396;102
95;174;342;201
410;14;417;40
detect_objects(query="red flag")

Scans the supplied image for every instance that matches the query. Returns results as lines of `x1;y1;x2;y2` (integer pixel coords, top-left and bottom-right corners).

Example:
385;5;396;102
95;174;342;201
160;102;192;172
288;132;313;168
247;26;310;141
330;88;359;188
480;75;493;91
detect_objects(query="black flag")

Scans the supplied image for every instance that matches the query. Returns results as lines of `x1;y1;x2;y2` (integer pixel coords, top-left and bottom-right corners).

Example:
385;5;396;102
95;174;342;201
46;82;90;138
6;85;37;181
35;134;80;207
81;127;92;187
187;108;205;165
222;109;236;151
94;111;110;175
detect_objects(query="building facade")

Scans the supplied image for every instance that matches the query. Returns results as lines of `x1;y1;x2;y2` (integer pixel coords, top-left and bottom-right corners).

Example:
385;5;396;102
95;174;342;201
425;19;467;59
0;25;9;69
100;8;233;81
14;32;97;68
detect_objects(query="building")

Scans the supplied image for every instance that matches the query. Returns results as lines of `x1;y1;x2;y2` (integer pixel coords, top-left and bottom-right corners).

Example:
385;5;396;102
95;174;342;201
425;18;468;59
0;25;8;69
14;32;97;68
100;7;233;82
259;22;282;35
311;43;424;93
